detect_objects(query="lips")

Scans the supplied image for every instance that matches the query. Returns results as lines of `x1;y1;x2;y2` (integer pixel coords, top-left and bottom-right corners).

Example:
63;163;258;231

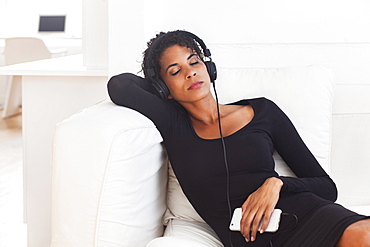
188;81;203;90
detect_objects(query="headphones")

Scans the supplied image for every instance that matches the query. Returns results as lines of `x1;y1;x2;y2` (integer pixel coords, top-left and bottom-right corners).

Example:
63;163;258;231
145;30;217;99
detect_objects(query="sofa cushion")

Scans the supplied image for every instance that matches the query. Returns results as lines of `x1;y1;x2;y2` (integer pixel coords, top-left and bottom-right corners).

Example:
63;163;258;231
147;219;223;247
163;162;205;224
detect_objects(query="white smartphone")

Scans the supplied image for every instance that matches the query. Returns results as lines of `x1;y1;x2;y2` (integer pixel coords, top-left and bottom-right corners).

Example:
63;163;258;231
229;208;282;232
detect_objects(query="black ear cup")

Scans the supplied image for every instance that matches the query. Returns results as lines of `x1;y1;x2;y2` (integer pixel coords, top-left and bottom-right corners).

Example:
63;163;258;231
205;61;217;83
151;78;171;99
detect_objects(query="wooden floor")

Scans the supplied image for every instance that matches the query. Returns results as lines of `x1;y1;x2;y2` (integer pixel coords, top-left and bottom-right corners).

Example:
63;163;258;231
0;110;27;246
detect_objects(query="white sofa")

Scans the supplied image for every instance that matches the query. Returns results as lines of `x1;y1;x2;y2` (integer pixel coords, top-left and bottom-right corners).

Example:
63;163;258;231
50;66;370;247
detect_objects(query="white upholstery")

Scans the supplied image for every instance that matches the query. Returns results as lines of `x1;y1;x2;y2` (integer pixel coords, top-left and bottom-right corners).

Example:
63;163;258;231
51;65;368;247
331;114;370;209
163;162;205;224
147;219;222;247
51;102;167;247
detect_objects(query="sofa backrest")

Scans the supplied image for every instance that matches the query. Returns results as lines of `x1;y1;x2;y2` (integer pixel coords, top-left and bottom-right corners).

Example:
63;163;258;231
216;66;334;175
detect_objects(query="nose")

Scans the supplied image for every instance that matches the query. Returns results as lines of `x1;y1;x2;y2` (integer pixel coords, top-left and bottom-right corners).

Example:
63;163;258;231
186;71;196;79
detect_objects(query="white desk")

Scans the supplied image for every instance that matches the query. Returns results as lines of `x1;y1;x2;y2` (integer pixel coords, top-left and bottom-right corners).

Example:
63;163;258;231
0;55;108;247
0;38;83;56
0;38;82;111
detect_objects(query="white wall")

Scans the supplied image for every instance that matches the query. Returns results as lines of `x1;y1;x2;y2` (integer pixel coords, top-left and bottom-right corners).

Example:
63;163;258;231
83;0;108;69
108;0;370;113
110;0;370;75
108;0;144;75
107;0;370;124
0;0;82;38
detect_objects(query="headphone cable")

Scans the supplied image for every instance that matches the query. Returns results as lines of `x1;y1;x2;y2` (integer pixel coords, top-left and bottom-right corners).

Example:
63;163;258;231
269;213;299;247
212;83;234;247
212;81;299;247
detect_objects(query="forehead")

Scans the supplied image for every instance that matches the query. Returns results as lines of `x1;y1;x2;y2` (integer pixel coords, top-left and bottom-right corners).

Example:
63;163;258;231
160;45;195;63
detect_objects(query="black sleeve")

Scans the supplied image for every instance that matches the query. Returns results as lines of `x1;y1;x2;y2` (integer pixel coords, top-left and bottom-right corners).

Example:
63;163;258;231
107;73;174;135
268;99;338;202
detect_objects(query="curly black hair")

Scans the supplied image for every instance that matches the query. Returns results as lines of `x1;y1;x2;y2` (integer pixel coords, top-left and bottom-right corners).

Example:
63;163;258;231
142;30;204;80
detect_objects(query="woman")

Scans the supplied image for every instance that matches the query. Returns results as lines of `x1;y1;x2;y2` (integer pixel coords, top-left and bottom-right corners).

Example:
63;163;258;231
108;30;370;246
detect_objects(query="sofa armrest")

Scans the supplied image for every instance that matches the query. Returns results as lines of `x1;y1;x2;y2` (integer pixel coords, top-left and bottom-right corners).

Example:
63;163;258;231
331;113;370;214
51;100;167;247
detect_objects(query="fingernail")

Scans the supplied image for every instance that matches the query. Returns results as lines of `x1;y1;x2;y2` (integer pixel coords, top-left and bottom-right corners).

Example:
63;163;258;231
251;236;255;242
245;238;249;242
260;229;264;234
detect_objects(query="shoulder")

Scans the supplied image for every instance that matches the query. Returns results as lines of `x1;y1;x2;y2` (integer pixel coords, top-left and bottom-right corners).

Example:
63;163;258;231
239;98;287;123
235;97;279;111
229;97;286;118
249;97;275;105
110;72;143;81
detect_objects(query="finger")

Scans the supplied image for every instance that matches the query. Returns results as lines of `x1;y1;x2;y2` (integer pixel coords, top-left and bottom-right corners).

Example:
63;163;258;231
259;210;273;234
241;199;251;214
250;211;264;242
240;209;254;242
240;214;250;241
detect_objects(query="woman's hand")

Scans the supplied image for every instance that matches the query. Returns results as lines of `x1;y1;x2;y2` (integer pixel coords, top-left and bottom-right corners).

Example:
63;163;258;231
240;177;283;242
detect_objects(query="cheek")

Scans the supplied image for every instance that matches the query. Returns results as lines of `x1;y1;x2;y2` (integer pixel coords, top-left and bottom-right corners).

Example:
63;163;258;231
200;64;211;78
159;75;172;89
162;79;178;94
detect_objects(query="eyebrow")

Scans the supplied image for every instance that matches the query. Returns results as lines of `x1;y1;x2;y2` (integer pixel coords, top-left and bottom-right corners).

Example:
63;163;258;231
165;54;198;72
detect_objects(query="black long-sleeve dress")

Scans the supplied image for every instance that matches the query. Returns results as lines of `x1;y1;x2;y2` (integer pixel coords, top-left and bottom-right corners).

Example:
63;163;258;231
107;73;366;247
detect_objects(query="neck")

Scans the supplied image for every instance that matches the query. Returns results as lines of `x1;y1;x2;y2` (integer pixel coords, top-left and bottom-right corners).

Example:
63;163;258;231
180;96;222;126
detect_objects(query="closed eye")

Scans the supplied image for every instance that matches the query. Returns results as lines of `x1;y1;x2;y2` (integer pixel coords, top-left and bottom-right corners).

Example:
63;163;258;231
171;70;180;76
169;54;201;76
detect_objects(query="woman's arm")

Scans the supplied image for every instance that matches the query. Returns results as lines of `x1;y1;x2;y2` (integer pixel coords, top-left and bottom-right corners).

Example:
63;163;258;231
240;99;337;242
268;99;338;202
108;73;159;109
107;73;174;135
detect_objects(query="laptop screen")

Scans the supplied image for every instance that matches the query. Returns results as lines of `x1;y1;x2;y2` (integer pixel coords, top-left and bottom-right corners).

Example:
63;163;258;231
38;16;66;32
